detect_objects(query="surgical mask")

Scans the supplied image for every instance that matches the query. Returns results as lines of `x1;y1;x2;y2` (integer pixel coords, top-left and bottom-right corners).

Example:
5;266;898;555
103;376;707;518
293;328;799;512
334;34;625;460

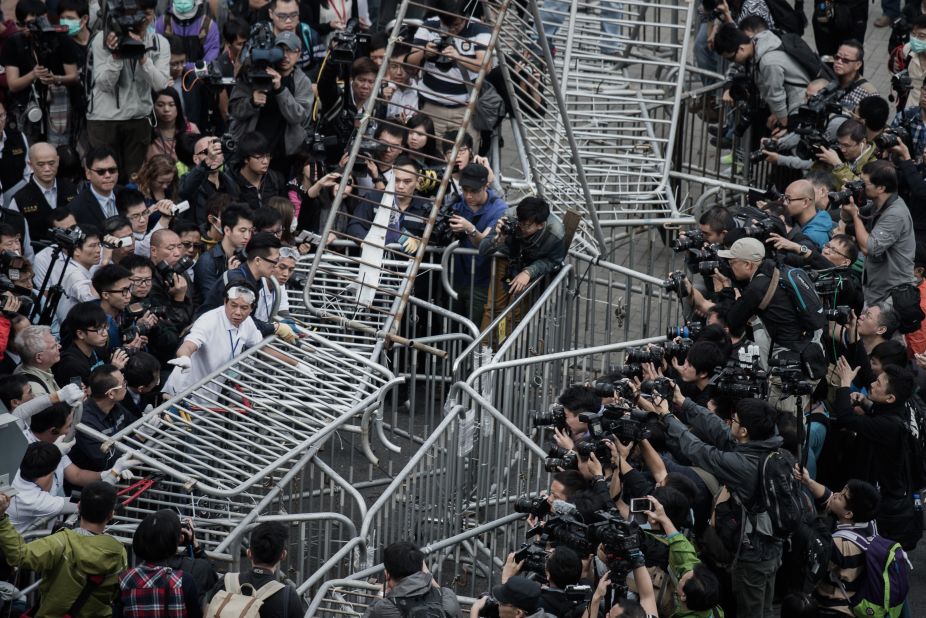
911;36;926;54
173;0;196;13
59;18;81;36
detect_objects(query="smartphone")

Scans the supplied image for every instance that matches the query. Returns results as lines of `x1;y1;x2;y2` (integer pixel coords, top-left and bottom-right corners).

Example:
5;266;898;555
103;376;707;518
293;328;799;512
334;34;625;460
630;498;652;514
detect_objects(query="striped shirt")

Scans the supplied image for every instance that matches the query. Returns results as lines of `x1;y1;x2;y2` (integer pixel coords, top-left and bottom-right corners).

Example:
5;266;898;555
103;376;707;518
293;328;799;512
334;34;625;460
814;518;874;615
413;17;491;107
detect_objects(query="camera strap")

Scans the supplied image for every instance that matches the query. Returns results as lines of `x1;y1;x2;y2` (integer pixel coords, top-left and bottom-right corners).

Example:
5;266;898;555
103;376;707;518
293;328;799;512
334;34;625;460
758;268;780;311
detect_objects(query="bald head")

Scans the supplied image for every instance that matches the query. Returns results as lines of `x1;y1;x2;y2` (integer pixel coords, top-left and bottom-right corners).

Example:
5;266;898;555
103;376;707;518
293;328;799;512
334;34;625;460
784;180;817;219
29;142;59;185
150;229;181;266
806;79;830;99
193;135;223;168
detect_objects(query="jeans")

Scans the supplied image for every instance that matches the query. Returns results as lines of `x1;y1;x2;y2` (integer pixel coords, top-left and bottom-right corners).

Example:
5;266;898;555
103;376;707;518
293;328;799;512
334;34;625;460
539;0;626;54
694;21;720;86
882;0;901;18
731;556;779;618
806;420;828;479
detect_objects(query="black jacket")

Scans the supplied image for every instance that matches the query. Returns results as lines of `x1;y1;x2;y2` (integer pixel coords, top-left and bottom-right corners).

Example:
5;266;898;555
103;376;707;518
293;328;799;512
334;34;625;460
178;163;239;226
723;259;804;348
68;185;122;229
230;167;286;210
833;388;909;499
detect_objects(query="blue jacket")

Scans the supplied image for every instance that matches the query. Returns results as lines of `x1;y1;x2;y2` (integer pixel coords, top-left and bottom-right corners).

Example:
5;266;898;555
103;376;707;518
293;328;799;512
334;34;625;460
800;209;834;250
451;189;508;286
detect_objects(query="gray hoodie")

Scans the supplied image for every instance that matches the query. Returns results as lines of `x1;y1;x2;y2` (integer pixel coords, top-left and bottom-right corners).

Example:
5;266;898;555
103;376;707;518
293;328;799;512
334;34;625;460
363;572;461;618
752;30;811;121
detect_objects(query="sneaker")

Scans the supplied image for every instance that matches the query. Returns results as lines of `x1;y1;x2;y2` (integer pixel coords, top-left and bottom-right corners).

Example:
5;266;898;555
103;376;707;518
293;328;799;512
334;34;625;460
874;14;892;27
721;152;733;165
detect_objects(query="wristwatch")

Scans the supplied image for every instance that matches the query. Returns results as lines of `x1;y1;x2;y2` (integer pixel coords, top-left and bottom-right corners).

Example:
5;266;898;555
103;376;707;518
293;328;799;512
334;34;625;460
374;176;387;185
799;244;810;257
467;226;478;237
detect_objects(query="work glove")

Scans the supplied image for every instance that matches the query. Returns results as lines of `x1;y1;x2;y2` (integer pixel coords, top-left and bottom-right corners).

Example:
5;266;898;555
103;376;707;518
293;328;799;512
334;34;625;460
53;435;76;455
57;383;85;407
102;453;142;484
168;357;191;370
274;322;297;344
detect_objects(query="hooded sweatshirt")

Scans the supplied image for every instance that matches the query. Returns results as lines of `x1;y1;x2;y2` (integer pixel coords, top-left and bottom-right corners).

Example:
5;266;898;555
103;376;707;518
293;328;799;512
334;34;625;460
363;572;460;618
752;30;811;121
0;516;127;617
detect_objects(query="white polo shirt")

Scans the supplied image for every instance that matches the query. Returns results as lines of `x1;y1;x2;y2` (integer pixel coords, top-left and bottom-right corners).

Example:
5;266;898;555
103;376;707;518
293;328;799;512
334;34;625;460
163;305;263;396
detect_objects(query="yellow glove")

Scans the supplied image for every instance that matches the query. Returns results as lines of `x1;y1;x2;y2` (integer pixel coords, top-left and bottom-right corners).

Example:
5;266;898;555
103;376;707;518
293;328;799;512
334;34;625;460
402;236;421;254
274;322;297;343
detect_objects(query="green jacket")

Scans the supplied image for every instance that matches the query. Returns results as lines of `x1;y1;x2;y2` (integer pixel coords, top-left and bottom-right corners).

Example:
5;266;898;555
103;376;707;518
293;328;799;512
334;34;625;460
667;533;724;618
0;515;127;617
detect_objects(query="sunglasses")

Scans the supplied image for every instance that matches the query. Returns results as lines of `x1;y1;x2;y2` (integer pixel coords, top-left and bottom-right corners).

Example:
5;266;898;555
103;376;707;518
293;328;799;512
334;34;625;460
91;167;119;176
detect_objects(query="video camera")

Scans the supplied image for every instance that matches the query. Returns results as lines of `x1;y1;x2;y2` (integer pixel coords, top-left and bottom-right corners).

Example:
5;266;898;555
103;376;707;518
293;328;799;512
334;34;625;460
768;355;815;396
330;18;370;65
190;60;236;88
49;226;86;252
0;275;33;317
245;22;283;92
810;267;858;308
26;16;67;66
102;0;147;58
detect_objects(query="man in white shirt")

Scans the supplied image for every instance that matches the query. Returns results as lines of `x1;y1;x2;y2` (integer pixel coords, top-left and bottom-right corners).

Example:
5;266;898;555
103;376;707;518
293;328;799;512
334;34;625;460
54;225;103;324
9;142;79;250
164;282;312;397
31;208;77;290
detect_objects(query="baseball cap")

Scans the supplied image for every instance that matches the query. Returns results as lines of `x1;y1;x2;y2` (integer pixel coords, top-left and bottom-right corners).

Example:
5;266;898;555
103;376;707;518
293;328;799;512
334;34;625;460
716;237;765;262
492;576;541;612
275;31;301;51
459;163;489;190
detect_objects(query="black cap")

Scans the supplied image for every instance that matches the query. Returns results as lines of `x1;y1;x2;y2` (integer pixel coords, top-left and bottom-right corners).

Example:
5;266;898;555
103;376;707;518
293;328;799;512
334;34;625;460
492;576;541;612
459;163;489;190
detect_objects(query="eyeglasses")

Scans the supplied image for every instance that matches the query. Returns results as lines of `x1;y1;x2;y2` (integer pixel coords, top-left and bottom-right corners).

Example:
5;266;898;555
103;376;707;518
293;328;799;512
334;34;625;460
782;195;810;204
127;211;149;221
823;242;851;261
84;326;107;334
273;10;299;21
104;287;132;296
833;54;859;64
106;381;127;394
259;255;279;265
130;277;153;286
180;241;204;250
91;167;119;176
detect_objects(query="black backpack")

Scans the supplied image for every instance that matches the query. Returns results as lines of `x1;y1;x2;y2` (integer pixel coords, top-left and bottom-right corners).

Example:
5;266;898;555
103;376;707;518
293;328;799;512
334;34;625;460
890;283;925;334
780;489;834;594
767;0;808;35
904;392;926;490
775;32;836;82
753;449;804;539
774;265;828;333
390;587;448;618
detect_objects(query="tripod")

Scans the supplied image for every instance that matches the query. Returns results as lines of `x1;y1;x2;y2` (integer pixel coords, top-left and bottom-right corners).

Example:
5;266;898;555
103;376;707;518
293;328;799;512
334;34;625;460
31;243;75;325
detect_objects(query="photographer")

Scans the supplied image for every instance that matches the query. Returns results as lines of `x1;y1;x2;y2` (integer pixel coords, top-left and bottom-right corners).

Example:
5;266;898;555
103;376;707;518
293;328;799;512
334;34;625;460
833;361;922;549
761;79;845;172
91;263;152;356
86;0;170;182
502;546;585;617
445;162;508;325
643;495;723;618
54;224;102;325
228;32;313;172
828;41;880;112
478;197;566;324
816;119;875;189
361;541;460;618
781;179;834;249
1;0;79;143
178;135;240;226
471;577;554;618
408;0;490;143
886;130;926;244
655;387;783;618
842;160;917;305
670;340;727;406
713;23;811;130
315;56;379;161
688;238;825;396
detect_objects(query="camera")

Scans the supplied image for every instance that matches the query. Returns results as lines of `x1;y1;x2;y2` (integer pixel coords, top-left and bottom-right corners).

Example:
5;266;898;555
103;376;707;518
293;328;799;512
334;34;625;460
50;226;86;251
749;140;778;164
740;216;781;241
330;18;370;65
662;270;688;298
580;405;653;444
625;346;664;365
102;0;147;58
873;127;910;152
434;34;455;72
544;445;578;471
191;60;236;88
587;510;643;567
575;438;612;462
302;131;339;159
500;217;519;237
824;305;851;325
477;596;499;618
220;133;237;153
26;16;66;66
667;322;702;339
828;179;866;208
768;355;815;396
891;69;913;106
120;322;148;346
711;359;768;399
0;275;33;317
431;202;464;246
671;229;705;252
170;200;190;216
532;403;567;429
592;378;635;400
640;376;675;400
515;495;551;518
245;22;283;92
101;236;133;250
155;256;194;289
513;543;548;577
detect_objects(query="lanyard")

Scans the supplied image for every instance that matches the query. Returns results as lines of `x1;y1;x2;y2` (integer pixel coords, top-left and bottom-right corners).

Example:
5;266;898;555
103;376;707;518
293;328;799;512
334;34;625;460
228;329;240;360
329;0;348;24
263;288;275;320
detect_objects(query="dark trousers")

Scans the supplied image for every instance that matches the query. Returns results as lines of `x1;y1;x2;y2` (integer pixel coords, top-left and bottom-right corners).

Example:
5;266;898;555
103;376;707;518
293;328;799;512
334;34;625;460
731;557;779;618
86;117;152;183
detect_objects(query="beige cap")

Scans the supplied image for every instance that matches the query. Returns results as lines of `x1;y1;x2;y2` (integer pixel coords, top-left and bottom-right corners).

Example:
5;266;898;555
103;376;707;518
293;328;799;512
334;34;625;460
716;237;765;262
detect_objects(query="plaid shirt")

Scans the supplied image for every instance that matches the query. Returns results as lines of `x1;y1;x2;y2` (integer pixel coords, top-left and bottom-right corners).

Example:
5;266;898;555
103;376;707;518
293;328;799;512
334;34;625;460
119;563;187;618
893;106;926;163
